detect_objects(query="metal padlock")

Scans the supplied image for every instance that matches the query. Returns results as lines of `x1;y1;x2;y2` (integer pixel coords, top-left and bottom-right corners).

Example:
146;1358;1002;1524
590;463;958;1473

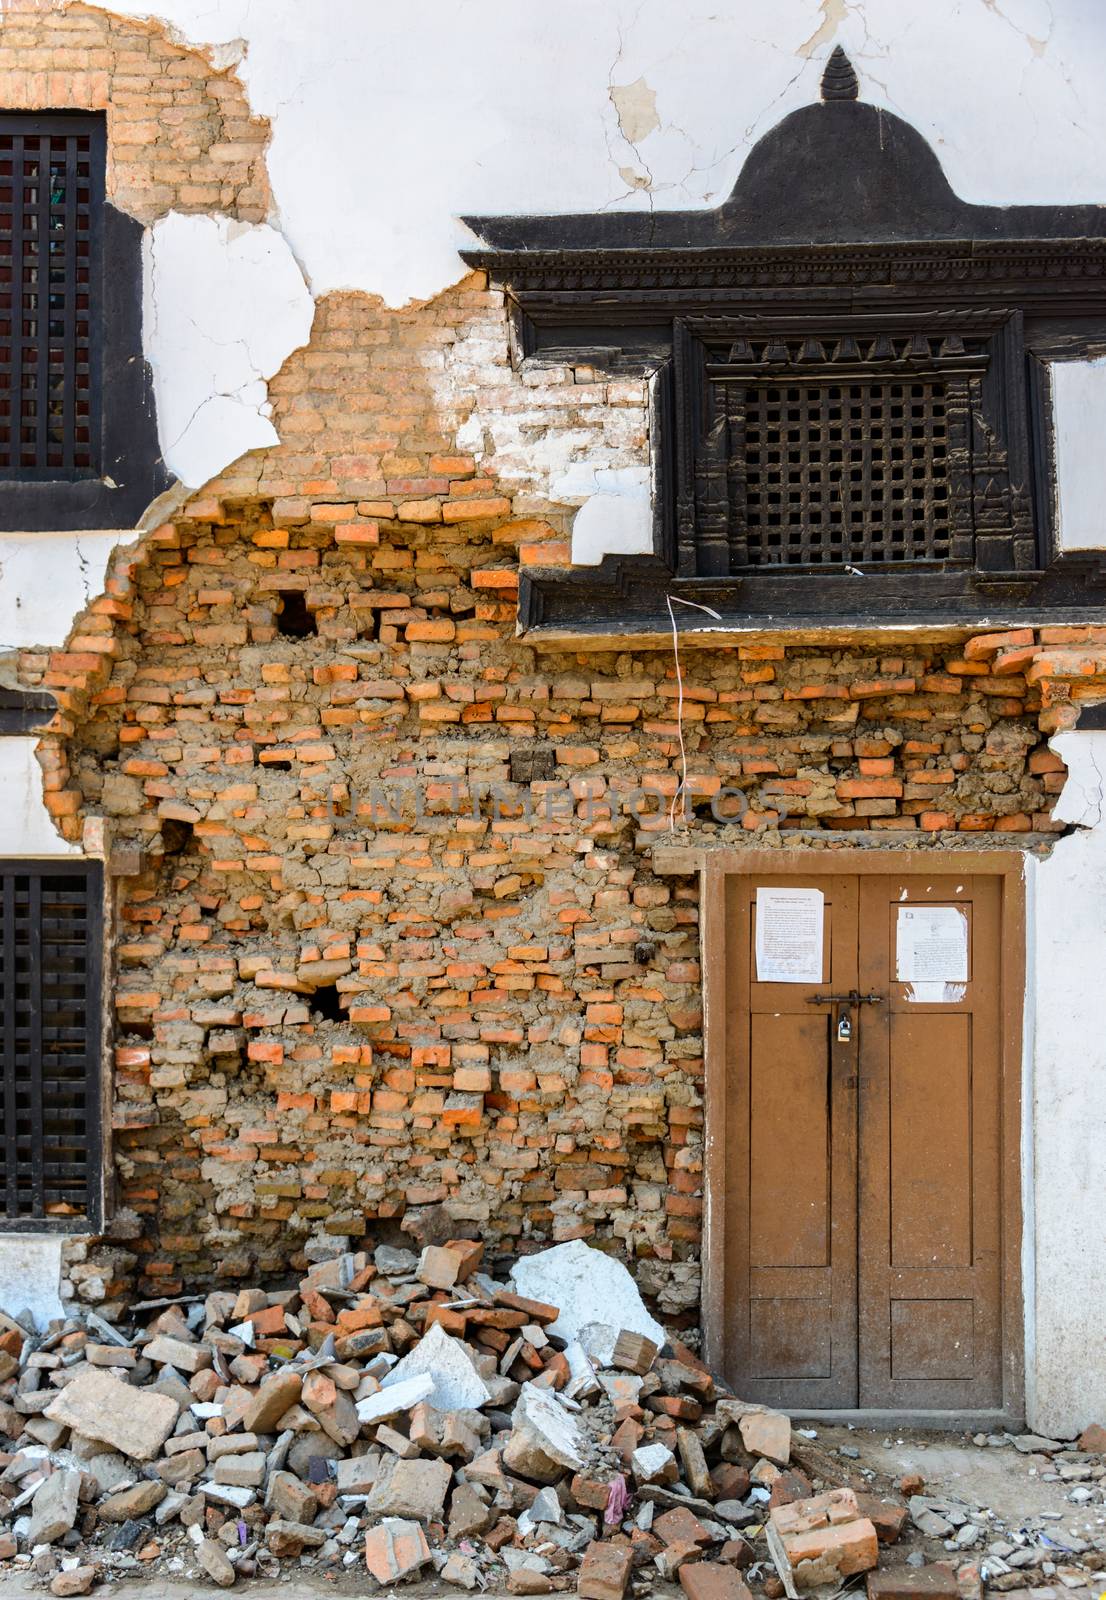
837;1007;853;1044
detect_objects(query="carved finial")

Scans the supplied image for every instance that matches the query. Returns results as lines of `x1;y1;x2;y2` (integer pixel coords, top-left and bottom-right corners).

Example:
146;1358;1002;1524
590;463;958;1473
821;46;859;101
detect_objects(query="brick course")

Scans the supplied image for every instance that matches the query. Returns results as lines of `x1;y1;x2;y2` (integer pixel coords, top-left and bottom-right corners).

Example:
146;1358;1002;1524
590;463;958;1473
17;276;1103;1311
0;0;269;223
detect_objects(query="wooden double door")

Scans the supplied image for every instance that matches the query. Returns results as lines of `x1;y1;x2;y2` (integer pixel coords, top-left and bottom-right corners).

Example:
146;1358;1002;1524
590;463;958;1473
722;869;1014;1412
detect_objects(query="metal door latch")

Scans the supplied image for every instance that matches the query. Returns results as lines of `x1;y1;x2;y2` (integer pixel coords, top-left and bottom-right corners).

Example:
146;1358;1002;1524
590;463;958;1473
806;991;883;1006
807;990;880;1047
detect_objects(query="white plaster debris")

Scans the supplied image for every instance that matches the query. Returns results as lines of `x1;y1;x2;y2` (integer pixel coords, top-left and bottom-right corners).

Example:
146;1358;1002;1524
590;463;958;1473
509;1238;666;1352
142;212;314;489
380;1321;490;1412
355;1373;435;1425
502;1380;587;1480
1051;358;1106;552
0;1234;66;1329
631;1441;675;1483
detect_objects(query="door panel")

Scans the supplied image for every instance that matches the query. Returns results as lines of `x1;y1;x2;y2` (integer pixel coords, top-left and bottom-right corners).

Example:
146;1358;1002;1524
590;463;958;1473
889;1014;972;1268
858;875;1003;1409
725;875;859;1408
724;869;1008;1414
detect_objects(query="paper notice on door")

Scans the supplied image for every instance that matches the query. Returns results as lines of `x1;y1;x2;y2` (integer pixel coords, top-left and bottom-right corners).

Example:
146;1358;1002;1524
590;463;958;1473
896;905;969;985
755;887;824;984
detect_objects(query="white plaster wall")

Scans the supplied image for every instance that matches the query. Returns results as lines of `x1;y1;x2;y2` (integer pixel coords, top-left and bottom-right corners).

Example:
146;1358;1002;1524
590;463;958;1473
86;0;1106;308
0;528;132;654
0;741;82;857
1026;729;1106;1436
1051;359;1106;553
556;465;654;565
0;1235;64;1330
70;0;1106;525
142;213;315;489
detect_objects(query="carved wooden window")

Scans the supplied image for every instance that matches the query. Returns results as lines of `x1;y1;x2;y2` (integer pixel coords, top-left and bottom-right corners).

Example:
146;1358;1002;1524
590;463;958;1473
678;315;1034;579
1;862;103;1230
739;378;953;566
0;114;104;480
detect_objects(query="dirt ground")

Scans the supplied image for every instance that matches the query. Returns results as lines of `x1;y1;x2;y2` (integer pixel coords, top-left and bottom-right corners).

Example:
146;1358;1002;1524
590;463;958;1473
3;1425;1102;1600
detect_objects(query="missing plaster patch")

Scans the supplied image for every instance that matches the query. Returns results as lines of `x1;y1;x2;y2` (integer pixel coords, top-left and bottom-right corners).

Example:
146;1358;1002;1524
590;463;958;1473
610;77;660;145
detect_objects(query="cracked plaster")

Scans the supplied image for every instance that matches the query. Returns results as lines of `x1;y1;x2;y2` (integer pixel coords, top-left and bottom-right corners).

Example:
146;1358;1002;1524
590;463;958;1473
142;212;315;489
68;0;1106;567
83;0;1106;307
0;528;134;655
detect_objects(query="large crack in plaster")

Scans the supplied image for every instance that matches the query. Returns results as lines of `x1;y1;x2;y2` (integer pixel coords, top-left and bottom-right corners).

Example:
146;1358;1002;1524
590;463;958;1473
83;0;1103;308
142;212;315;489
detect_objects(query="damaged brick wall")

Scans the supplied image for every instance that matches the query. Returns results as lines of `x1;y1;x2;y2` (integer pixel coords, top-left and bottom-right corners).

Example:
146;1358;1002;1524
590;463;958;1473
0;0;269;221
15;280;1093;1318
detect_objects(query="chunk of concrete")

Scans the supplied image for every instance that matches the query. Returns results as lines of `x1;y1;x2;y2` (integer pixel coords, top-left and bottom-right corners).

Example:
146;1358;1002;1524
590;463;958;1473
365;1454;452;1521
335;1452;379;1494
49;1566;98;1597
99;1480;167;1521
266;1518;328;1555
196;1536;236;1587
503;1380;587;1484
241;1369;303;1433
509;1240;665;1353
266;1470;318;1524
442;1552;482;1590
739;1410;791;1467
632;1442;678;1485
381;1321;490;1411
144;1335;212;1374
356;1372;434;1425
45;1370;180;1462
27;1470;81;1546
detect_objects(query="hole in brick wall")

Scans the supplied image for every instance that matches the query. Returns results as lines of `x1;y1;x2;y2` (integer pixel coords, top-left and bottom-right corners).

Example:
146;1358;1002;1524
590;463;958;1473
276;591;315;638
159;818;194;856
310;983;345;1023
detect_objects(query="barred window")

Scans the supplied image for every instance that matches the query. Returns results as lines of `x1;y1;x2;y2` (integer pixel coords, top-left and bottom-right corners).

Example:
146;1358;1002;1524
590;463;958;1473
1;862;103;1229
0;114;104;480
741;380;952;567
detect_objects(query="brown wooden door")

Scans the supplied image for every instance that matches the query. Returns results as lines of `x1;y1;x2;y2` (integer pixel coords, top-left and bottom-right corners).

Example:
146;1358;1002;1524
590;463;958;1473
724;872;1005;1411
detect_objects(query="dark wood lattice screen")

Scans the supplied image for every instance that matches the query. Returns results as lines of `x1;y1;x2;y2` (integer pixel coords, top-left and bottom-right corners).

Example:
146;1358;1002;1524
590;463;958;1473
1;862;102;1228
740;380;952;566
682;322;1037;580
0;115;104;480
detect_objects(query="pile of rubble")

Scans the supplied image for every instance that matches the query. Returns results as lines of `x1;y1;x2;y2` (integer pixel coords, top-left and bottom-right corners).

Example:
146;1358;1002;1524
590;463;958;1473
1;1237;924;1596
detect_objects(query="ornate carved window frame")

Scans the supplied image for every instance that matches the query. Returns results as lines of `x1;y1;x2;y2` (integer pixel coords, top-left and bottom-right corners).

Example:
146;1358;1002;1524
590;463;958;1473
462;50;1106;640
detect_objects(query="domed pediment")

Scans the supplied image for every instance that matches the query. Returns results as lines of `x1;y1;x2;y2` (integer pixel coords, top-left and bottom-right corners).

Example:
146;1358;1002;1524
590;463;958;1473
463;48;1106;254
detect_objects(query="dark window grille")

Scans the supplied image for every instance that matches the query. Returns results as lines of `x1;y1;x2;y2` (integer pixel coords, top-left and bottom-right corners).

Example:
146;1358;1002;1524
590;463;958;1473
0;114;104;480
740;379;952;566
1;862;102;1229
